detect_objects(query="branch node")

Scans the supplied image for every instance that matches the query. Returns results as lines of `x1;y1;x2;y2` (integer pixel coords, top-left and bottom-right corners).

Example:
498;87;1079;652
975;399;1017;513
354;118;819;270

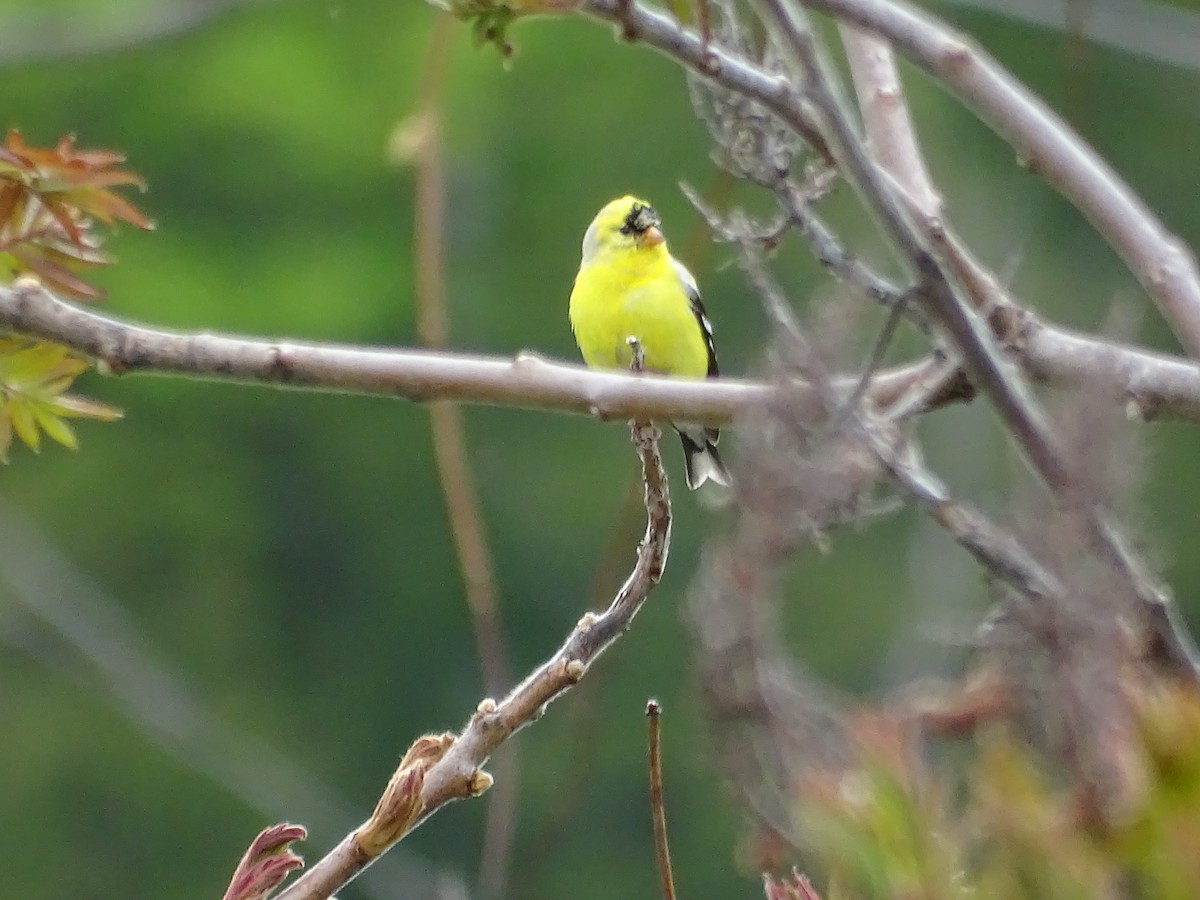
1126;396;1150;422
266;344;297;383
941;40;971;70
513;349;544;366
564;658;586;681
614;0;639;41
476;697;499;715
467;769;495;797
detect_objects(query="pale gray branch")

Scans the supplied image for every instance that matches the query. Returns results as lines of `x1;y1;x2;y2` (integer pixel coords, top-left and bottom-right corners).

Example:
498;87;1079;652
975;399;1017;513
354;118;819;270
583;0;1200;356
838;24;941;216
806;0;1200;358
939;0;1200;74
0;281;768;426
756;0;1198;678
4;282;1200;426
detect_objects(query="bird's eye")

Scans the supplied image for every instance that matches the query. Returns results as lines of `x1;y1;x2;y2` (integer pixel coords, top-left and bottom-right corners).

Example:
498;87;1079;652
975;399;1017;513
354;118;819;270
620;205;643;236
621;203;657;236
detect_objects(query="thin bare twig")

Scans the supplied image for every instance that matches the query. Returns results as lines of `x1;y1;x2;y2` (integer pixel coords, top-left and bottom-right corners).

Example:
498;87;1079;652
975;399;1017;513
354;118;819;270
645;700;677;900
775;177;906;309
733;239;1052;623
273;413;673;900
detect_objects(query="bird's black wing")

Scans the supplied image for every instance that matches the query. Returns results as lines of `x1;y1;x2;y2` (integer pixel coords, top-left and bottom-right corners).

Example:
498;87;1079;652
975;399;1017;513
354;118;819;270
671;258;719;378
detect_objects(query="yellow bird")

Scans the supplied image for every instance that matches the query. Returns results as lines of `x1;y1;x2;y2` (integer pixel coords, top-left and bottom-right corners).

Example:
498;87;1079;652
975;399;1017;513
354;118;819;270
569;195;730;490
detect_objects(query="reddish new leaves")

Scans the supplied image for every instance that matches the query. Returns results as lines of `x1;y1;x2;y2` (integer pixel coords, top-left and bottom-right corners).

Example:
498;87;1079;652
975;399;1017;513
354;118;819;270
0;130;153;300
0;130;150;460
221;824;307;900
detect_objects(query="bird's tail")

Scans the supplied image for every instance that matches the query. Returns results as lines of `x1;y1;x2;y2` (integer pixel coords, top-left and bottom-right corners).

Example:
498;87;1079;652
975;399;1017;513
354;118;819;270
675;425;731;491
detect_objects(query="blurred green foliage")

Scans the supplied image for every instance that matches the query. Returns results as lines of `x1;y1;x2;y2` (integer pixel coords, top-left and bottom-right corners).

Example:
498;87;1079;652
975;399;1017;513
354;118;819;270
795;681;1200;900
1;2;1200;899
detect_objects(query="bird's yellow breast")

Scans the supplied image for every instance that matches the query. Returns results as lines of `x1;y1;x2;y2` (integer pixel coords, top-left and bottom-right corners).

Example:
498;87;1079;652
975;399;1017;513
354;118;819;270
569;249;709;378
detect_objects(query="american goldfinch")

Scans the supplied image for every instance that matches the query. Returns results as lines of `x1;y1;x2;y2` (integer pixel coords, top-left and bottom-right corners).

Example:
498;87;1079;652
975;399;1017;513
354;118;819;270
569;195;730;490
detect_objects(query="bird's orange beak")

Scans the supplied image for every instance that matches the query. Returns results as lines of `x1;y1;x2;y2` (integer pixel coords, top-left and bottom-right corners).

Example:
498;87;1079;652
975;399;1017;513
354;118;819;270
638;226;664;249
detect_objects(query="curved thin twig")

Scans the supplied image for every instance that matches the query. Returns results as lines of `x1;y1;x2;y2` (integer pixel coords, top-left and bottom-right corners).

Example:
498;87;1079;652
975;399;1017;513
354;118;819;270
273;414;672;900
645;700;677;900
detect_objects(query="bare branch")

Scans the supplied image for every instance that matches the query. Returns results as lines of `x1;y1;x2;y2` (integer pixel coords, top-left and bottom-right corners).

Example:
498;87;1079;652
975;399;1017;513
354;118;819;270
753;0;1199;679
805;0;1200;358
274;415;672;900
582;0;829;159
838;24;941;216
645;700;677;900
5;281;1200;427
0;280;771;424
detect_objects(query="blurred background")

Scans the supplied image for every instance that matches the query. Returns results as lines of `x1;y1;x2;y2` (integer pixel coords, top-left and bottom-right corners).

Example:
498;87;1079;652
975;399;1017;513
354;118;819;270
2;1;1200;898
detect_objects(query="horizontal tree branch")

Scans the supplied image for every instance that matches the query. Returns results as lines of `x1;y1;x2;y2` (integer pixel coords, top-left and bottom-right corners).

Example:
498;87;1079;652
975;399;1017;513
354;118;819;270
3;282;1200;427
0;281;771;425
